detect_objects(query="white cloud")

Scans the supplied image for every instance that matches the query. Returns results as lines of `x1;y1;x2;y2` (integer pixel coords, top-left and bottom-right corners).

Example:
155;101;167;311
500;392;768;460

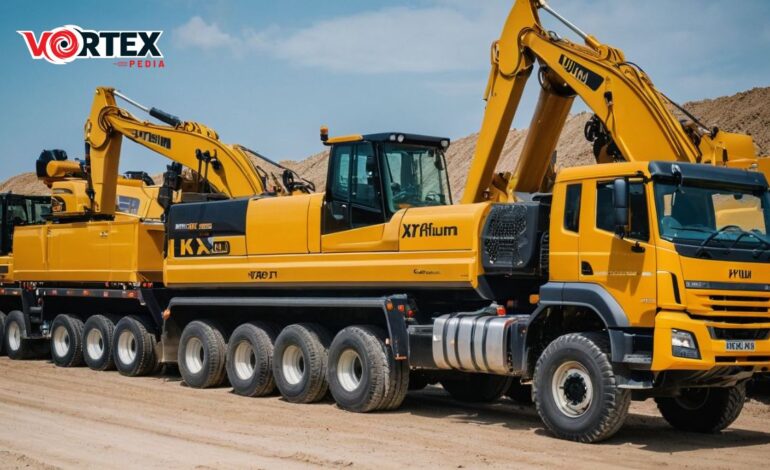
172;3;507;74
173;16;240;51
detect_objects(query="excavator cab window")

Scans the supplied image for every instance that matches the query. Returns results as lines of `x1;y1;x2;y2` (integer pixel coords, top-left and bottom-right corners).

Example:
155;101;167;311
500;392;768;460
324;143;386;234
381;144;451;215
0;195;51;255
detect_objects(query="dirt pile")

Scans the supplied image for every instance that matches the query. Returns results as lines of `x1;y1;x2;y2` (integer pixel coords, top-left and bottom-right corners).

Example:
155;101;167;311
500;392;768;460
0;172;50;196
3;86;769;198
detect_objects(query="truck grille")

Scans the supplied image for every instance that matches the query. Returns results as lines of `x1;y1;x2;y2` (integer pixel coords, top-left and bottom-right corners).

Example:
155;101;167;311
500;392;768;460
709;327;770;340
687;290;770;319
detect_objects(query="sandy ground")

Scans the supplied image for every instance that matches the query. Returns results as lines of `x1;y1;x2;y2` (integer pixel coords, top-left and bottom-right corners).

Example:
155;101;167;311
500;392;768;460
0;358;769;469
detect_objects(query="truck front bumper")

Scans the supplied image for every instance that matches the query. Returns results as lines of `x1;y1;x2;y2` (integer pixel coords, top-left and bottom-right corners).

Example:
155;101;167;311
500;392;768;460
652;311;770;371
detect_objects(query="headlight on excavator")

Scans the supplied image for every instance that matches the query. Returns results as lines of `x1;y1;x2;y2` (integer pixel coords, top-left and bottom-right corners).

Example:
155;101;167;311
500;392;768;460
671;329;700;359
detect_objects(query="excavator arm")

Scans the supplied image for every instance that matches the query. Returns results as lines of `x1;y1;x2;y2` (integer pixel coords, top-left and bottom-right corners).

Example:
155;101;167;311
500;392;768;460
79;87;270;216
462;0;766;203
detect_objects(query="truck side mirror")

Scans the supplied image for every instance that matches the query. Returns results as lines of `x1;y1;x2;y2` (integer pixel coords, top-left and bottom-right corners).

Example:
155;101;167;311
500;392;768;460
612;178;629;236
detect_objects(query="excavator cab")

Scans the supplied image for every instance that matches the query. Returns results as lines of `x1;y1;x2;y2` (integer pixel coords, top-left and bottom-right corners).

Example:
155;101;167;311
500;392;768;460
0;194;50;255
321;130;451;234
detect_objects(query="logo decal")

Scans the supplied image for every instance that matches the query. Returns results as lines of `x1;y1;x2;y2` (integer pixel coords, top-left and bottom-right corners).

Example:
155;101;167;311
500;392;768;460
248;270;278;280
17;25;164;66
558;55;603;91
176;238;229;257
728;269;752;280
133;130;171;149
402;223;458;239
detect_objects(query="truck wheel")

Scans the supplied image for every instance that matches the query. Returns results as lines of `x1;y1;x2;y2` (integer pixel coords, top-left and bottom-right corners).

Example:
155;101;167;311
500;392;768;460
4;310;46;360
83;315;117;371
113;316;158;377
327;326;407;412
0;311;6;356
655;385;746;433
179;320;227;389
328;326;386;412
273;323;331;403
505;379;533;404
440;374;511;403
533;332;630;443
226;322;277;397
50;314;85;368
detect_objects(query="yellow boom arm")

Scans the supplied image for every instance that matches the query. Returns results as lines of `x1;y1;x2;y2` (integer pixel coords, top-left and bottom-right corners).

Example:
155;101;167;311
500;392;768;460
462;0;766;203
80;87;269;216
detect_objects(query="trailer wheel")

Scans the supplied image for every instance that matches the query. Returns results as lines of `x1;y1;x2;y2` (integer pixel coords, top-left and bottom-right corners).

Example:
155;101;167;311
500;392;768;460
226;322;277;397
0;311;6;356
50;314;85;368
327;326;405;412
179;320;227;389
273;323;331;403
113;316;158;377
655;385;746;433
83;315;117;371
4;310;46;360
533;332;630;443
440;374;511;403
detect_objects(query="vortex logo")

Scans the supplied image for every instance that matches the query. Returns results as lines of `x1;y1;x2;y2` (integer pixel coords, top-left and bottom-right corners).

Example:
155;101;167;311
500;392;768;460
18;25;163;65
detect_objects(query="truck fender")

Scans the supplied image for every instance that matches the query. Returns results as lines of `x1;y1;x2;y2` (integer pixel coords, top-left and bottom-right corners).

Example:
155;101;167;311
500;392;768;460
520;282;631;371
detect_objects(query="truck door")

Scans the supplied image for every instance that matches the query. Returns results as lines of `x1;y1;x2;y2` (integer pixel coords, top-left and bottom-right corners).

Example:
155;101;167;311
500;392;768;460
322;143;397;252
578;179;657;327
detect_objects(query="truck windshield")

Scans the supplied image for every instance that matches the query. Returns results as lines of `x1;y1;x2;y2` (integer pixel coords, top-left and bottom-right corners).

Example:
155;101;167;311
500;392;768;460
381;144;451;213
653;182;770;248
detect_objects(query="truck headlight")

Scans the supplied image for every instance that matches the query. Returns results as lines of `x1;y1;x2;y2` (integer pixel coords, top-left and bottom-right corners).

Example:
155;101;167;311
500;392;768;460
671;329;700;359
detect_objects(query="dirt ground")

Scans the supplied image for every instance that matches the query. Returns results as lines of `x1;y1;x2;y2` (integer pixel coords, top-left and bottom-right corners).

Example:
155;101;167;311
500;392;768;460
1;358;769;469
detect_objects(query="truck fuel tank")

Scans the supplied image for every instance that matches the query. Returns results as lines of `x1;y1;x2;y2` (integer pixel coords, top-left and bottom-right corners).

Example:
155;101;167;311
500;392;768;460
431;312;528;375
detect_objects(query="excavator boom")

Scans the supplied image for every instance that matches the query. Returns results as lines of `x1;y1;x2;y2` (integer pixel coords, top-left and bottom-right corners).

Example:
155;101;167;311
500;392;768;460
81;87;269;217
462;0;767;203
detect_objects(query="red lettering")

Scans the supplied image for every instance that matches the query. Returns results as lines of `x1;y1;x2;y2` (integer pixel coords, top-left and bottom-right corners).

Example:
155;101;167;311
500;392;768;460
18;31;51;58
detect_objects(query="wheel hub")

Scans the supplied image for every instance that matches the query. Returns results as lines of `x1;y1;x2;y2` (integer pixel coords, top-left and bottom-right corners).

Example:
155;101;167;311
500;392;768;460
282;344;305;385
52;325;71;358
184;337;205;374
7;322;21;351
552;361;594;418
233;340;257;381
86;328;104;360
337;349;364;392
117;330;138;365
563;373;588;405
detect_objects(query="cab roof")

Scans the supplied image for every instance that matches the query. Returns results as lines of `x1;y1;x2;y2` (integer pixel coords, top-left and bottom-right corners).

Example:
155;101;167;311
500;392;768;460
556;161;768;190
325;132;449;148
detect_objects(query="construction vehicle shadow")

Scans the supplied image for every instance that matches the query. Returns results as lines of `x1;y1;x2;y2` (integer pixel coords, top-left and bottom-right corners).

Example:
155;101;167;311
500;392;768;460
747;378;770;405
402;387;770;451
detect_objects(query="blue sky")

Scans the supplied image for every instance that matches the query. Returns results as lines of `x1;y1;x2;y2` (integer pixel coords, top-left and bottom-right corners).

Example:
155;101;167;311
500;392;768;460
2;0;769;180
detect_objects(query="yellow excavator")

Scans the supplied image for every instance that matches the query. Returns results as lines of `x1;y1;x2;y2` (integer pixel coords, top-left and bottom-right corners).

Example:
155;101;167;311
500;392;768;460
12;87;312;283
464;0;769;204
3;1;770;444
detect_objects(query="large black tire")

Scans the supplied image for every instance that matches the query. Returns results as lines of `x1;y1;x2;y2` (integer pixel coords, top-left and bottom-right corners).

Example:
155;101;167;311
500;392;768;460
4;310;48;360
655;385;746;433
0;311;6;356
178;320;227;389
113;316;158;377
441;374;511;403
533;332;630;443
226;322;277;397
505;379;533;404
50;314;85;368
327;326;407;413
83;315;117;371
273;323;331;403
